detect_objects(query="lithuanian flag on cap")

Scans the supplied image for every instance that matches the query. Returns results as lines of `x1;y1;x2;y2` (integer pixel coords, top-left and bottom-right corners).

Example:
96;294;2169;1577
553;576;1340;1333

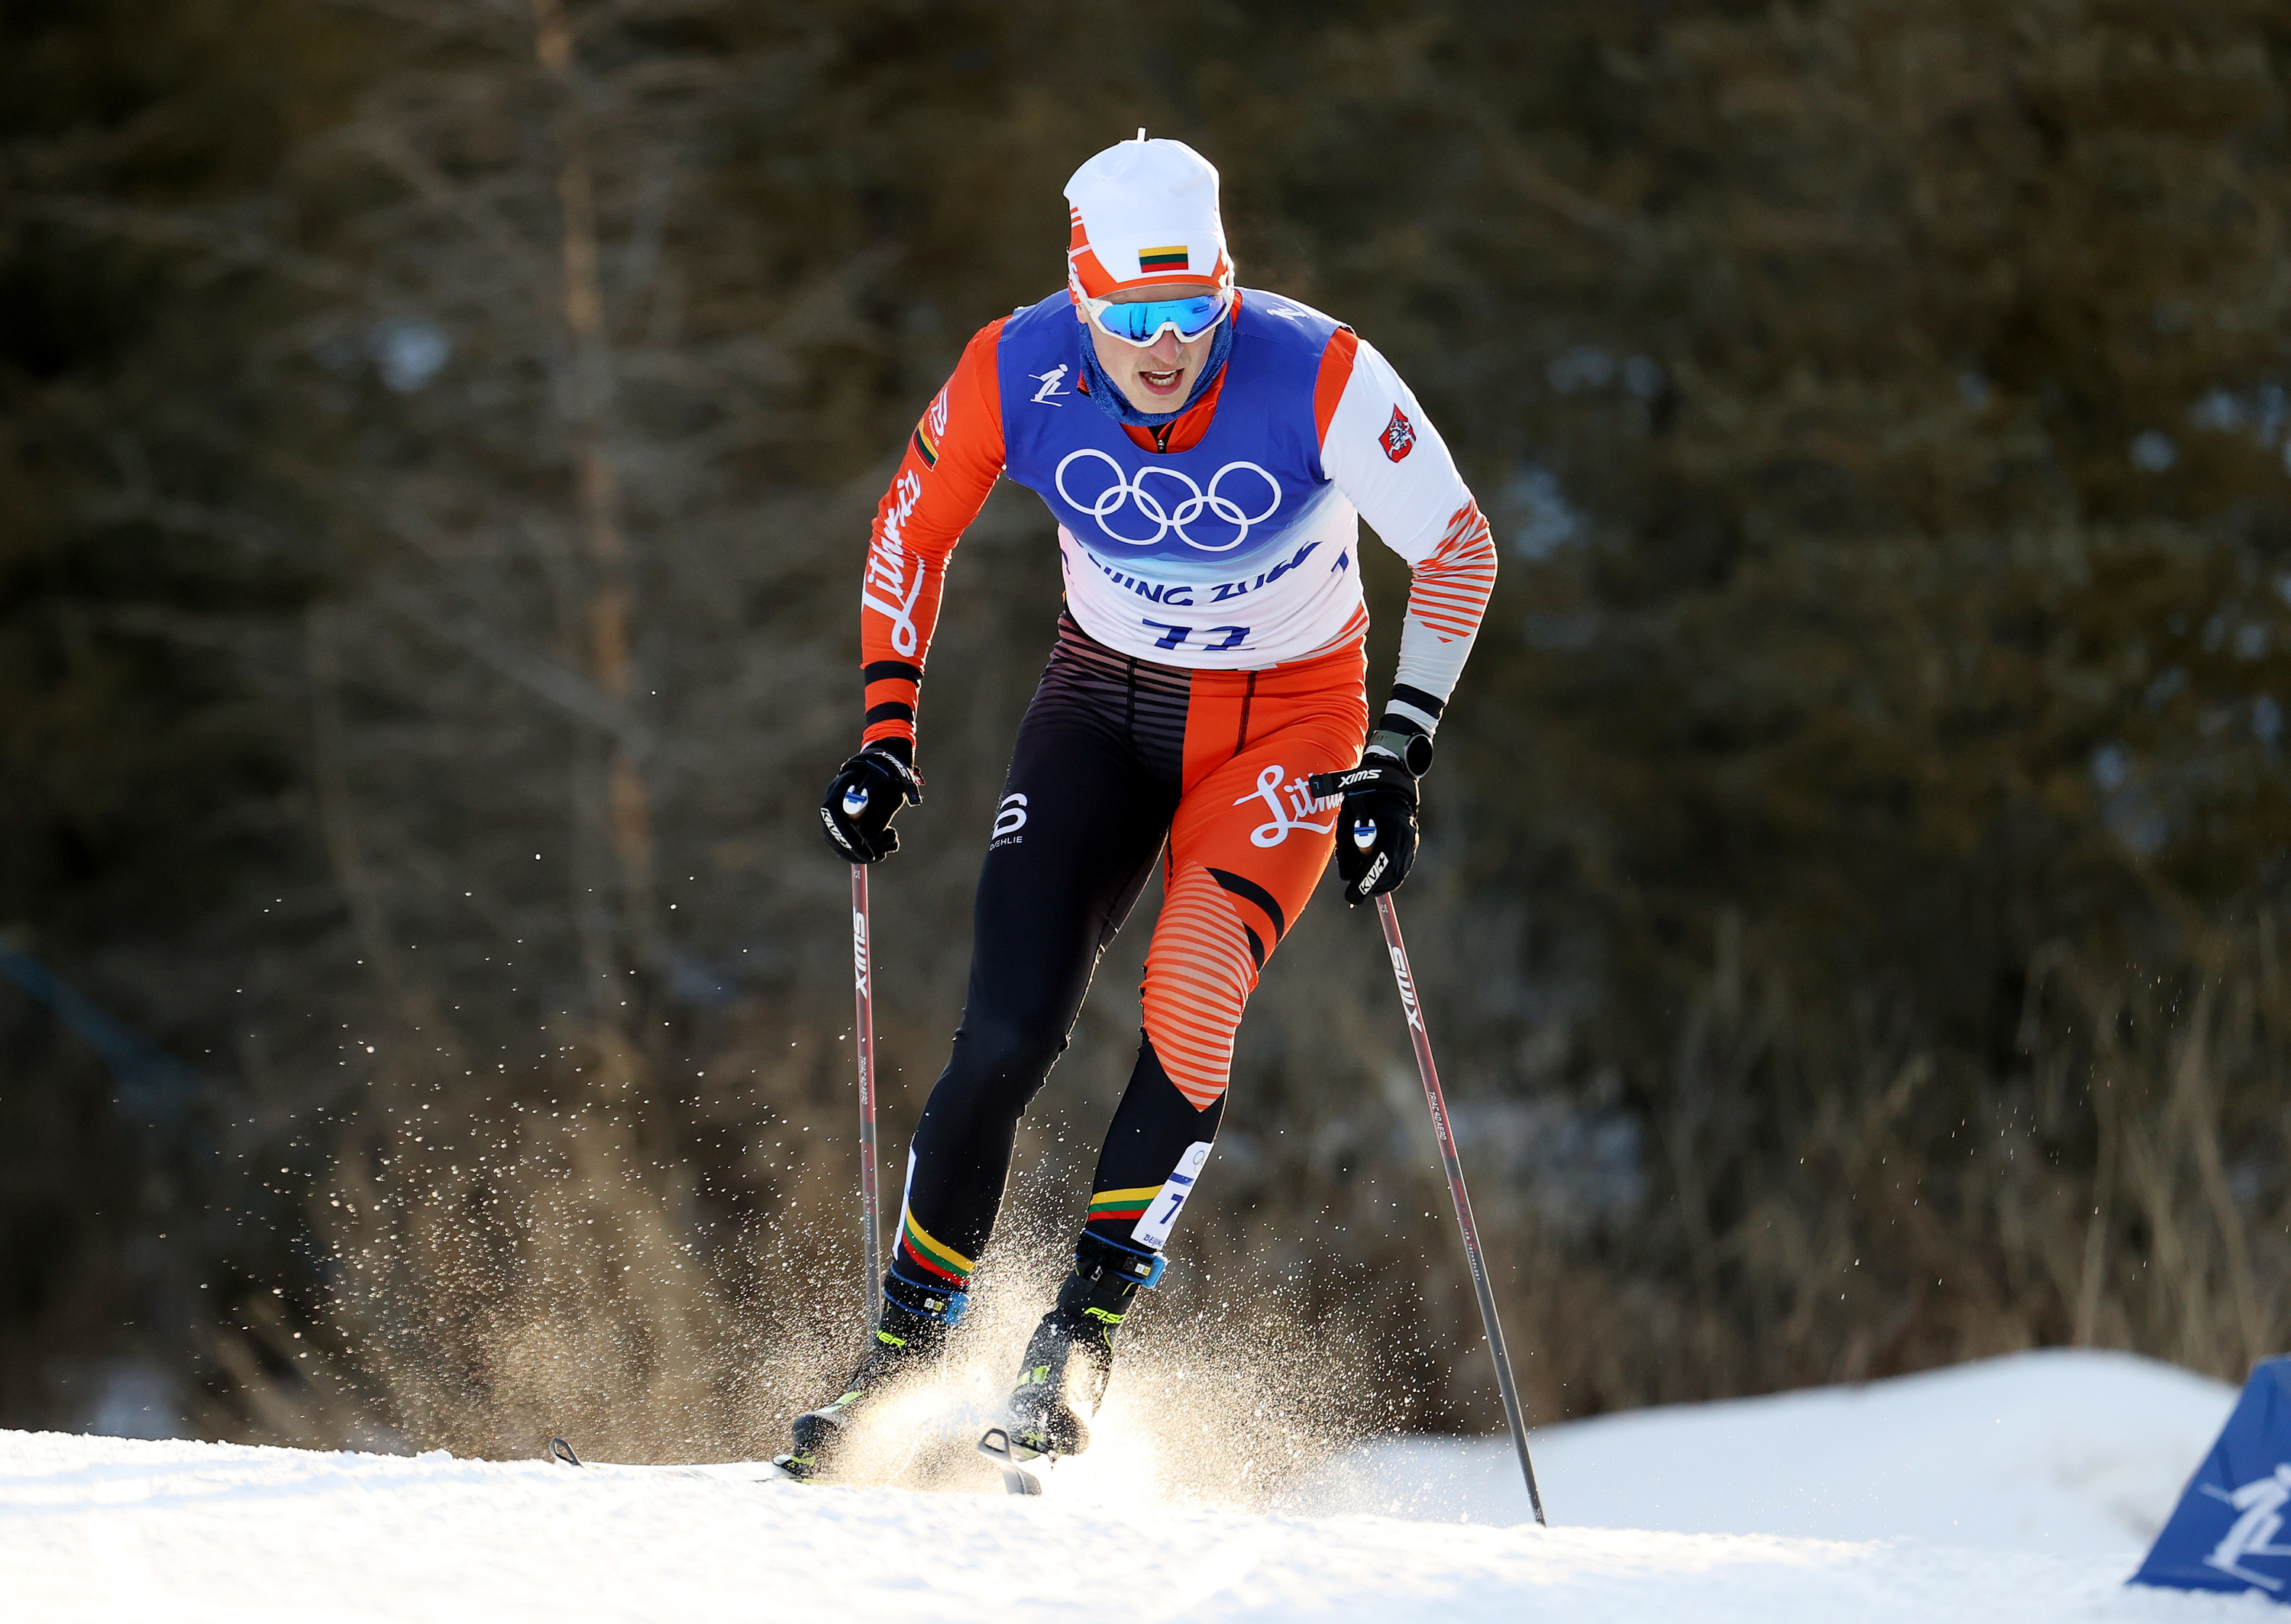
1137;244;1191;273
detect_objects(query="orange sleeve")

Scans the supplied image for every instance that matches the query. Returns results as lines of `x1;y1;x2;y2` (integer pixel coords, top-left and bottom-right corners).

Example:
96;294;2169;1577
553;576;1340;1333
1312;325;1359;449
860;318;1007;753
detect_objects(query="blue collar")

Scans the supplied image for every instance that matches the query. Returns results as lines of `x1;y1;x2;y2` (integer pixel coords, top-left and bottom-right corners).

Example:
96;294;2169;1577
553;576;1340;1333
1077;308;1236;431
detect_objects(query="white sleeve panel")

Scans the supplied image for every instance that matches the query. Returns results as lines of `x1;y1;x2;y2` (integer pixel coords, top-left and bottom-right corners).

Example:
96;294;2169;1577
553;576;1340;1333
1320;338;1497;728
1321;339;1474;566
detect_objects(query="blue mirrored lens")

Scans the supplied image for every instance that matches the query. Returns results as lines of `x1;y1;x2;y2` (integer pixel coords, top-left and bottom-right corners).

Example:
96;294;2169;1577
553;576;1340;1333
1100;295;1226;343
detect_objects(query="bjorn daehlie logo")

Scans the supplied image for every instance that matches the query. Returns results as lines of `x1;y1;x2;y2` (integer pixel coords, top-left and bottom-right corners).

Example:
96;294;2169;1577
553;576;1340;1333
1379;405;1417;462
990;793;1029;847
1055;448;1282;553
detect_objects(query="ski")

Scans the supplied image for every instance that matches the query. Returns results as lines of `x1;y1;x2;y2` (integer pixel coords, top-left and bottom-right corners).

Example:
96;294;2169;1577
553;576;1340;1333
546;1436;796;1484
974;1425;1046;1496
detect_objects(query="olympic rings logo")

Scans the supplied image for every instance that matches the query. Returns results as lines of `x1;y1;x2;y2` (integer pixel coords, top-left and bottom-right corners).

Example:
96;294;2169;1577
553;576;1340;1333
1053;448;1282;553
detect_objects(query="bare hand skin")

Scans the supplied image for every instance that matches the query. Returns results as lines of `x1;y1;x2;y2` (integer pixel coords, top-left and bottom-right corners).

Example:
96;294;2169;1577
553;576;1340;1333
1087;282;1223;414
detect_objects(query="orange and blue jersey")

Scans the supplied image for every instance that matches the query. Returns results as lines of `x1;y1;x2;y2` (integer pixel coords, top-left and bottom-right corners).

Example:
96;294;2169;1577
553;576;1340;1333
1001;287;1358;667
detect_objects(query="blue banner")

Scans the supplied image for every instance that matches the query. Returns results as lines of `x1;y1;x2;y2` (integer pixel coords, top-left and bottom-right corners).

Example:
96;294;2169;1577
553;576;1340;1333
2132;1356;2291;1601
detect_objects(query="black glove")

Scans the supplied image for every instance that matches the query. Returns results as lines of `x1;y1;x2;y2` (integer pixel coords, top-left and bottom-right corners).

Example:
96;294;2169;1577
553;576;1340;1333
819;746;924;863
1309;730;1429;906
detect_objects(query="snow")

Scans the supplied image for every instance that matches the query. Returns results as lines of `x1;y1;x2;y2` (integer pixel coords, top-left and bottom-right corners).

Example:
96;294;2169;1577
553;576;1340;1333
1295;1348;2237;1552
4;1348;2276;1622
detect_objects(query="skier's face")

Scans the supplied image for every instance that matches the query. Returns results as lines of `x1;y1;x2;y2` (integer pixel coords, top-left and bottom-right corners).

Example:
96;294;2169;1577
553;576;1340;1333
1087;283;1221;413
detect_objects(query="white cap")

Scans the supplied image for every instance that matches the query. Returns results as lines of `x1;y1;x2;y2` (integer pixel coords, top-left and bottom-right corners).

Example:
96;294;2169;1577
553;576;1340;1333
1064;134;1233;298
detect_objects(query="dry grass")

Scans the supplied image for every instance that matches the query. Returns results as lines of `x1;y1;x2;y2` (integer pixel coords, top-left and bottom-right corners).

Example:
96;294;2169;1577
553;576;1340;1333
204;905;2286;1462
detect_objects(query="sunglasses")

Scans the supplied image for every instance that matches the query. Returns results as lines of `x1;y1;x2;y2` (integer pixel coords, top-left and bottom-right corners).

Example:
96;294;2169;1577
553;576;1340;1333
1074;284;1232;348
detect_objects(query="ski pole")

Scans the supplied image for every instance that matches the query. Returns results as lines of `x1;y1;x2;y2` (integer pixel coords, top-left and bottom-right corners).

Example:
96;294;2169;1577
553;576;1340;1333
1373;888;1548;1526
848;858;883;1332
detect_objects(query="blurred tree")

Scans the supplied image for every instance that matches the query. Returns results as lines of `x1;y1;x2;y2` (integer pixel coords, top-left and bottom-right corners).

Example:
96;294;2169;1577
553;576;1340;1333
2;0;2285;1450
0;0;367;1429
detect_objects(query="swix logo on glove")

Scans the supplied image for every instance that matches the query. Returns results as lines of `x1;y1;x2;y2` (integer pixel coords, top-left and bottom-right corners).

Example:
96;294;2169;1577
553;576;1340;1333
1379;405;1417;462
1307;760;1410;799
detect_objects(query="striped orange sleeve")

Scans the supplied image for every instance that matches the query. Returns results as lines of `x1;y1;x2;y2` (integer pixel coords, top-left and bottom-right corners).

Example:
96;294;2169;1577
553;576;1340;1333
1377;496;1496;741
860;318;1007;754
1405;499;1498;644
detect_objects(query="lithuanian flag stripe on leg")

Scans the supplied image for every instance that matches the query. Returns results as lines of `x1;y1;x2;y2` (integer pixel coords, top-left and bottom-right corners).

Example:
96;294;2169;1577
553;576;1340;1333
1087;1184;1160;1222
899;1209;974;1285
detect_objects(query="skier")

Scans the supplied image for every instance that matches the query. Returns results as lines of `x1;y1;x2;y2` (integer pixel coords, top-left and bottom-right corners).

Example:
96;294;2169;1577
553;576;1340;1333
780;134;1498;1480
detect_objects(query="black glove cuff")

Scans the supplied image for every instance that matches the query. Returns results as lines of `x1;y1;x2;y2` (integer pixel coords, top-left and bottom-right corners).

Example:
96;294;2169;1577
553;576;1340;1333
843;746;924;806
1366;728;1433;778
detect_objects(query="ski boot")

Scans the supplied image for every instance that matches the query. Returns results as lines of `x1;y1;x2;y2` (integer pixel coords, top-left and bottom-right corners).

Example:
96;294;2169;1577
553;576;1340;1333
774;1272;965;1482
980;1234;1162;1489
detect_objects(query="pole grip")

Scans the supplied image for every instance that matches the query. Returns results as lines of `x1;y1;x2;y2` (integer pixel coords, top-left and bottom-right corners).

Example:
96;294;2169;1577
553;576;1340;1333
1375;892;1547;1526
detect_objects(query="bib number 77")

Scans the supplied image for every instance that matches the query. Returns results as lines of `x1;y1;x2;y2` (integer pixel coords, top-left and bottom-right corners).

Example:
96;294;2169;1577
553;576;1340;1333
1140;620;1249;652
